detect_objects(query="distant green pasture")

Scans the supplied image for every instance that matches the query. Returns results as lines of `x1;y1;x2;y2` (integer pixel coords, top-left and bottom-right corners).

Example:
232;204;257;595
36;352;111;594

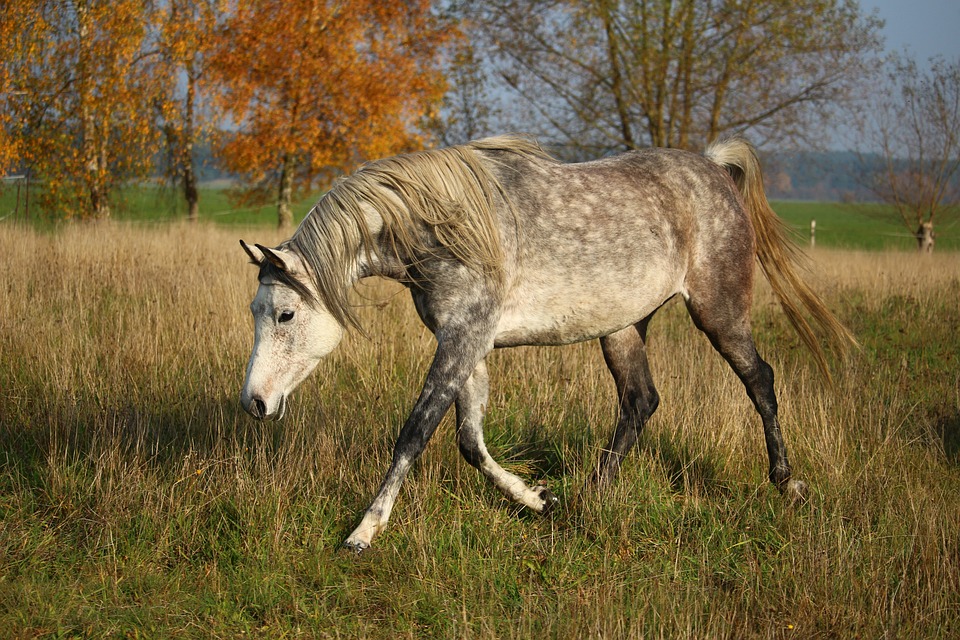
113;185;323;227
0;183;320;228
2;183;956;251
773;201;959;251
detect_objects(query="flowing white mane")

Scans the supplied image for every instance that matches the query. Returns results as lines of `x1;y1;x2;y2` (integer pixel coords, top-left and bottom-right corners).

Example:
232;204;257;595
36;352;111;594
277;135;552;329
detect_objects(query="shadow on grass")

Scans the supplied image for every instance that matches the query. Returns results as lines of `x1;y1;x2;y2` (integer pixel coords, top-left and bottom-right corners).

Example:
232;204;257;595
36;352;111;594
934;411;960;465
481;413;736;506
636;430;735;499
0;386;286;499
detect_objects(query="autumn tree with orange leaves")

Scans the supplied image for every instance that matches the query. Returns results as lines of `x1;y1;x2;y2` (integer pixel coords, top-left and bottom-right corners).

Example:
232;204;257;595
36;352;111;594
211;0;453;229
2;0;161;219
153;0;224;222
0;5;27;178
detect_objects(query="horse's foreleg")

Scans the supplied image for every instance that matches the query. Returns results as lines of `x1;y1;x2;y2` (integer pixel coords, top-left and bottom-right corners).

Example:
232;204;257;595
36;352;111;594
592;321;659;487
342;333;491;553
456;360;559;512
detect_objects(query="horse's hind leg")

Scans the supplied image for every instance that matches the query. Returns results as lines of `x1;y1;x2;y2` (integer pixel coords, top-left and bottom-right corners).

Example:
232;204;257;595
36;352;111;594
685;293;807;502
456;360;559;513
592;319;660;488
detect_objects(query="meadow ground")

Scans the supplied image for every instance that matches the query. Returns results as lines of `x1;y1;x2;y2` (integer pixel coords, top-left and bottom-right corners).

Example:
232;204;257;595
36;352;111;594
2;182;958;251
0;221;958;638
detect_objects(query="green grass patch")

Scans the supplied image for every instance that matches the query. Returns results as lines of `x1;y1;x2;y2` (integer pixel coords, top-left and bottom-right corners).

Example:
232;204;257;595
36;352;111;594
0;182;321;228
773;200;960;251
3;180;957;251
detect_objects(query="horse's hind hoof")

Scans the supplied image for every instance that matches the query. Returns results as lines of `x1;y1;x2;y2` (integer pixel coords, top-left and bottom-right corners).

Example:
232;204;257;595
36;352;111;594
535;486;559;515
782;478;808;506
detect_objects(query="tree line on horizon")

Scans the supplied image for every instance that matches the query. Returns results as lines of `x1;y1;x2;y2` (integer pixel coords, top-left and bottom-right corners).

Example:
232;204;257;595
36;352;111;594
1;0;958;246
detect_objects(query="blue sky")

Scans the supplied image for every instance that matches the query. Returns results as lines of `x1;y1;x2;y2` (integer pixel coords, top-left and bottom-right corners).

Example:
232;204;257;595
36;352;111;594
860;0;960;62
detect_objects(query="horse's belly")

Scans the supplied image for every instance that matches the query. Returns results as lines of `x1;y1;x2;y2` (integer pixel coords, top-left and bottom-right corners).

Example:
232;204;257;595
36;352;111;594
494;308;631;346
494;277;679;347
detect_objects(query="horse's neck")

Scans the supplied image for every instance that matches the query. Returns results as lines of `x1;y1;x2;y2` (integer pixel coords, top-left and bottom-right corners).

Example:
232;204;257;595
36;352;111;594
354;199;408;281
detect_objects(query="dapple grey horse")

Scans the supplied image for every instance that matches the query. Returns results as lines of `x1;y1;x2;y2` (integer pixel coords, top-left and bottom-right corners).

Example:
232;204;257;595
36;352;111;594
239;135;854;553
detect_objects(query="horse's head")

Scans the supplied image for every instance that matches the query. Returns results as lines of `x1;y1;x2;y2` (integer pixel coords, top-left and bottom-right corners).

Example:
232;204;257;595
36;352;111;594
239;240;344;421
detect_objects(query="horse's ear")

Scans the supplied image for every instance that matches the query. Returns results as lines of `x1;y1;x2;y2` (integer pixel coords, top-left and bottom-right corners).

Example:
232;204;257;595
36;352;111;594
240;239;264;265
255;243;298;273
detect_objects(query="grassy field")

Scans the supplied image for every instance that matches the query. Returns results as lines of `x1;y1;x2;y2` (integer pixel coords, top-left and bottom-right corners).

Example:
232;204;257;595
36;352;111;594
0;221;958;638
0;184;323;228
2;181;958;250
772;200;960;252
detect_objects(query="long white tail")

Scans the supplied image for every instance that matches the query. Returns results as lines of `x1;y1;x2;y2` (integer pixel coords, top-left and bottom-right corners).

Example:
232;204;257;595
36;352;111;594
706;137;858;381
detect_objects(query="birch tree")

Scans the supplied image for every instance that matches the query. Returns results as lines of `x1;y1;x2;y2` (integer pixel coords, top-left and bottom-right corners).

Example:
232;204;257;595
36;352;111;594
0;2;29;177
426;39;500;146
2;0;160;219
154;0;224;222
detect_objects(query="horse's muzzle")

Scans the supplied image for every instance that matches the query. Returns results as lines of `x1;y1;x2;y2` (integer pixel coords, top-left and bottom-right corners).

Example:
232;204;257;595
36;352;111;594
243;394;285;421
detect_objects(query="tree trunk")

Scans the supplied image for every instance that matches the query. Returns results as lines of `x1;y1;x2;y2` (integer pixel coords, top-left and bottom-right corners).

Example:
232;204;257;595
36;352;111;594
77;1;110;220
600;0;635;151
917;222;935;252
183;68;199;223
95;115;111;218
84;117;108;218
184;161;199;222
277;154;294;230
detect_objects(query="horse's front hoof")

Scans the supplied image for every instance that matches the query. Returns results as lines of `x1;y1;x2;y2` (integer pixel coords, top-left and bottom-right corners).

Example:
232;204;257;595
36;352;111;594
342;539;370;555
535;486;559;514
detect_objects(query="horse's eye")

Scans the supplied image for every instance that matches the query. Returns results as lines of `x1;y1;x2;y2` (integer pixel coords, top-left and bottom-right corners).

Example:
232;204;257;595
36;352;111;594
278;311;295;323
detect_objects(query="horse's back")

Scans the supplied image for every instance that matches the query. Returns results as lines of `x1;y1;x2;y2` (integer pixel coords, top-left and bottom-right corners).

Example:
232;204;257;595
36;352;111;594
488;147;753;347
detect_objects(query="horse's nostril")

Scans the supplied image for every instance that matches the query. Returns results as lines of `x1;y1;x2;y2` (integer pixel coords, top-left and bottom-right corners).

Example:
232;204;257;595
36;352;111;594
252;397;267;419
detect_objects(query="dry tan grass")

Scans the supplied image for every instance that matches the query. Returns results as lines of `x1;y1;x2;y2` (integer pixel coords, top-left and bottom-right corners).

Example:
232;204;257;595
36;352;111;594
1;222;958;638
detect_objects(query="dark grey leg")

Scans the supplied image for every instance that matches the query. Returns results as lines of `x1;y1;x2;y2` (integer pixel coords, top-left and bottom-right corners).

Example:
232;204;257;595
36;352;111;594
593;319;660;487
687;307;807;502
343;330;493;552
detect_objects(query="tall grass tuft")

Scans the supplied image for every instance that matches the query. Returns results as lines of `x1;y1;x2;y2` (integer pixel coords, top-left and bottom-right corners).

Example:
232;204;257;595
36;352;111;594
0;223;958;638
